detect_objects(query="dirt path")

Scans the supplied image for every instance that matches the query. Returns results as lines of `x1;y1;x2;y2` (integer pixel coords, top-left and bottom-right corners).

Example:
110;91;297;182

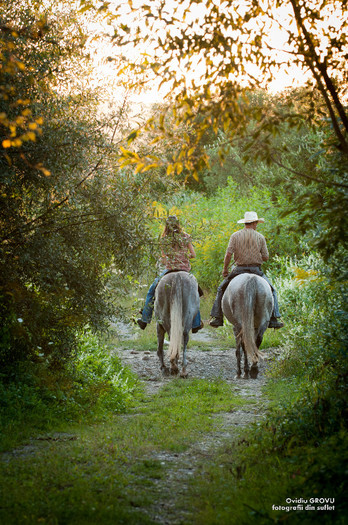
0;324;281;525
113;325;279;524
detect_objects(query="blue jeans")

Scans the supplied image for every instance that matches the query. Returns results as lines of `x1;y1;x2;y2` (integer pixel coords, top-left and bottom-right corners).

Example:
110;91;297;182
141;270;202;329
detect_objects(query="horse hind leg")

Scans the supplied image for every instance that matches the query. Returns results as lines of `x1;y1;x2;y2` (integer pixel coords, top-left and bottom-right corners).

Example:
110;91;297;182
250;324;267;379
250;363;258;379
235;345;242;379
180;332;189;379
235;329;250;379
250;340;261;379
242;341;250;379
157;324;169;376
244;344;259;379
234;328;243;379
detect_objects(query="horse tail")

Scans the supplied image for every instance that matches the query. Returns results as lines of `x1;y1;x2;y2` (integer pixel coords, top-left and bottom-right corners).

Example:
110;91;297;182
240;277;264;364
168;275;183;362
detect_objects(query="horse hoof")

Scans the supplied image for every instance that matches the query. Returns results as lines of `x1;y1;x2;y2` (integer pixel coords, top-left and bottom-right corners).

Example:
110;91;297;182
161;367;170;376
170;367;179;376
250;364;259;379
242;373;249;379
180;370;188;379
234;374;242;380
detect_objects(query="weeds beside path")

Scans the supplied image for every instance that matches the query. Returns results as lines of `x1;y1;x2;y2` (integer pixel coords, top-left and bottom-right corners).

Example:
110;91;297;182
0;326;279;525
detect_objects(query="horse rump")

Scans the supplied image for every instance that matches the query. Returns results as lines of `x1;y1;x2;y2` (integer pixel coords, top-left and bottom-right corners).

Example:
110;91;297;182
222;273;273;378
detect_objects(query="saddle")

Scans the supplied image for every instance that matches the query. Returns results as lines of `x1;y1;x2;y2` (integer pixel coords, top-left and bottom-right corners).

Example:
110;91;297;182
160;269;204;297
224;266;274;293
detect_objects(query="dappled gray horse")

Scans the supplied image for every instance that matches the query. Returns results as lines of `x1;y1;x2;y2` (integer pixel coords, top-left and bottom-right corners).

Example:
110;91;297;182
222;273;273;379
154;271;200;378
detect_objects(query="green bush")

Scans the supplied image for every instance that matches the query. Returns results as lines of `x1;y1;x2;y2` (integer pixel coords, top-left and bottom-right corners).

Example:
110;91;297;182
262;255;347;514
67;330;138;415
0;330;138;450
267;254;347;432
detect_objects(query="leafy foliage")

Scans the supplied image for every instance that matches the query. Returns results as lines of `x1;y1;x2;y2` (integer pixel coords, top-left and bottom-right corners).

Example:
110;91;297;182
0;0;160;372
269;255;347;437
110;0;347;262
0;330;138;450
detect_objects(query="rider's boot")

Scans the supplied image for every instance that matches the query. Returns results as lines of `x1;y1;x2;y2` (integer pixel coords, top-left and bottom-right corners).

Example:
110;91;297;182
209;317;224;328
268;317;284;329
136;319;147;330
209;302;224;326
192;320;204;333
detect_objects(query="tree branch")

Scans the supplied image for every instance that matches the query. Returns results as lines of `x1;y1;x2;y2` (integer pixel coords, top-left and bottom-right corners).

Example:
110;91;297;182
289;0;348;153
3;159;103;243
271;156;348;189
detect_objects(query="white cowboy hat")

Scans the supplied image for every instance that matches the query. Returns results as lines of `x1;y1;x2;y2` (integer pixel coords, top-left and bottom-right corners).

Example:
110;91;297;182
237;211;265;224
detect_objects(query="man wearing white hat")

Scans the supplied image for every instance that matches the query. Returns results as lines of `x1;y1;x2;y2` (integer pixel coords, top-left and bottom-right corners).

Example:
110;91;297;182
209;211;284;329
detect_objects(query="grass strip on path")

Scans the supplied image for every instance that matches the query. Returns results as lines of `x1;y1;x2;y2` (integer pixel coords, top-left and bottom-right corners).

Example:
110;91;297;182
0;378;250;525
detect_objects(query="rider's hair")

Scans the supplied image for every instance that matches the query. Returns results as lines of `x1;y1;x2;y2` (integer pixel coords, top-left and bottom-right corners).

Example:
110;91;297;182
162;216;185;250
162;216;182;236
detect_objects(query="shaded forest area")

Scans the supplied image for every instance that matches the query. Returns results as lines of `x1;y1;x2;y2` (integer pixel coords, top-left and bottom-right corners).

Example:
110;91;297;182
0;0;347;523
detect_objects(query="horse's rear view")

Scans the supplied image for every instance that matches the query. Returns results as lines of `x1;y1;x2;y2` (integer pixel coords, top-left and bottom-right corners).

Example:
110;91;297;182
154;271;199;378
222;273;273;379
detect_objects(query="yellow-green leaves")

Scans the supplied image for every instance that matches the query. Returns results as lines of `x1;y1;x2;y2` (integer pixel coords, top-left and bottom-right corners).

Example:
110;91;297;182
1;111;44;150
0;35;44;152
119;146;160;174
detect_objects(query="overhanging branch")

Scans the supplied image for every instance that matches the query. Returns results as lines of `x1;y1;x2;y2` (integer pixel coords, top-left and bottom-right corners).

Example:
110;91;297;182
271;156;348;189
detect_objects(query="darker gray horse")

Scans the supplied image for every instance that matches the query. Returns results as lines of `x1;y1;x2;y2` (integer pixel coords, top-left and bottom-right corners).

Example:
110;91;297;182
222;273;273;379
154;271;200;378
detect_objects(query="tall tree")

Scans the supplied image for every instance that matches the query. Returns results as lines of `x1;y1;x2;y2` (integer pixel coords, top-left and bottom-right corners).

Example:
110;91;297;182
0;0;158;370
109;0;347;257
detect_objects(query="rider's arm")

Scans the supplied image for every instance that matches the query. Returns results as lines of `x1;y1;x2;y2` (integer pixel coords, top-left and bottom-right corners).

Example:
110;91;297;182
188;242;196;259
223;233;235;277
260;236;269;262
222;251;232;278
160;245;168;265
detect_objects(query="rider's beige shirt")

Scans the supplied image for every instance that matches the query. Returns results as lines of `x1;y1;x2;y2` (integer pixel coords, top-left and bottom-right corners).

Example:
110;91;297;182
226;228;269;266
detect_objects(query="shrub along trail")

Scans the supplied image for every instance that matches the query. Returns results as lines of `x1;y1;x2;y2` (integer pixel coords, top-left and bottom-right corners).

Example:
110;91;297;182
0;327;280;525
